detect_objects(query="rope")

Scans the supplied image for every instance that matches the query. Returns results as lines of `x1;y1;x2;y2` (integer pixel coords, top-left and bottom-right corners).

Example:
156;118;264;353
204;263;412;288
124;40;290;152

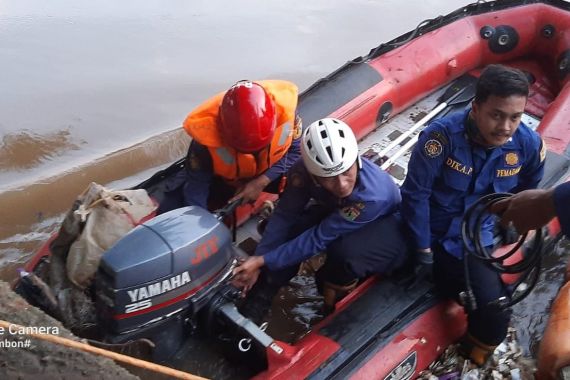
0;320;209;380
77;191;152;226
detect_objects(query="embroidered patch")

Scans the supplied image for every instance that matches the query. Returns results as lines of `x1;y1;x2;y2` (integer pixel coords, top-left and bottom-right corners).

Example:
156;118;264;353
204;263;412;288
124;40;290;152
424;139;443;158
496;166;521;177
505;152;519;166
293;115;303;139
445;157;473;176
340;202;365;221
540;139;547;162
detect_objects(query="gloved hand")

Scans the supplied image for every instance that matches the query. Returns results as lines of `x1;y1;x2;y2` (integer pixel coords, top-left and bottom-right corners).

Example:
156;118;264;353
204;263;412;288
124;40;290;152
407;250;434;290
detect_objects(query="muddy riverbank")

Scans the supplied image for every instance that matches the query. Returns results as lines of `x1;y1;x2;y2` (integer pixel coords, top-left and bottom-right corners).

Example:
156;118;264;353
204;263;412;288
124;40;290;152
0;281;140;380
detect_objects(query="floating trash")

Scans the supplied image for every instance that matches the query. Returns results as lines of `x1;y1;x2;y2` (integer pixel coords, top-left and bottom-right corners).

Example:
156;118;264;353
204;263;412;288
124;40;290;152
417;328;536;380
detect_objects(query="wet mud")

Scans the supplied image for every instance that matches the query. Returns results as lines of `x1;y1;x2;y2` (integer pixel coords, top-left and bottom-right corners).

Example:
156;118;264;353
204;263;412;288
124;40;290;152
0;281;140;380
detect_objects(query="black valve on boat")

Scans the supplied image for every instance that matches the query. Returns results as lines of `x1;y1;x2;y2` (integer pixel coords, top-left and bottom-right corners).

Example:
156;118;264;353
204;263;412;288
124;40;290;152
460;193;547;311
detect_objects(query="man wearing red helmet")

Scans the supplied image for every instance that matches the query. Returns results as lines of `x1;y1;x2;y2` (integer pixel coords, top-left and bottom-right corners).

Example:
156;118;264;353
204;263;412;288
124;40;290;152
159;80;301;212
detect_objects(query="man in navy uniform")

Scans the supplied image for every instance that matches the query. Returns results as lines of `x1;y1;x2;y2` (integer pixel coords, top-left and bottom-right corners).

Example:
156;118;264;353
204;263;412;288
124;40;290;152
401;64;545;365
232;117;410;321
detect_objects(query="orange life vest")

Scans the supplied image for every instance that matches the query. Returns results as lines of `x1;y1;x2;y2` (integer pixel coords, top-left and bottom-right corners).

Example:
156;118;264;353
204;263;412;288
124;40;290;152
183;80;299;181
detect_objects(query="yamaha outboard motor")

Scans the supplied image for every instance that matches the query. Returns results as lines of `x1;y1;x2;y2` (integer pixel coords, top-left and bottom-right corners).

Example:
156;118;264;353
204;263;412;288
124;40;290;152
96;206;237;360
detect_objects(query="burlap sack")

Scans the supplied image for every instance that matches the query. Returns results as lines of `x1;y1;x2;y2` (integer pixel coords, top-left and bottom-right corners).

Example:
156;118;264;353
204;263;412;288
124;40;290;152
66;183;156;289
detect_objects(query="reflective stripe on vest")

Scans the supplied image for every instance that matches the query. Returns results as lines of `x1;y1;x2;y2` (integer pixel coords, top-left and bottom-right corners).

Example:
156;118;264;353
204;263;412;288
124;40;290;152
208;120;293;180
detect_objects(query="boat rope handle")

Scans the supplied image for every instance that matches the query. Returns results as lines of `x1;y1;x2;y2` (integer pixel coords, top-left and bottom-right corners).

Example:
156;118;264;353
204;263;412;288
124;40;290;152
0;320;209;380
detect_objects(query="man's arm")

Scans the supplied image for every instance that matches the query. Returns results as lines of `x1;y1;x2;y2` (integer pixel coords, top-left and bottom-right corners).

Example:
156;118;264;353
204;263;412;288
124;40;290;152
232;166;310;291
182;140;214;209
400;126;449;252
491;182;570;236
255;167;311;257
262;194;394;271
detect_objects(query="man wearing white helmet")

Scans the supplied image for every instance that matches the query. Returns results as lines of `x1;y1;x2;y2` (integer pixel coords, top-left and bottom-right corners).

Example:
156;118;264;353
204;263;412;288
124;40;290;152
232;117;410;321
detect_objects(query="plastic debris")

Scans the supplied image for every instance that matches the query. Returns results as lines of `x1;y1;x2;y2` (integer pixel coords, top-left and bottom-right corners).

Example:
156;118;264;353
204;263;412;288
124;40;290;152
510;368;521;380
418;328;536;380
462;368;480;380
438;371;459;380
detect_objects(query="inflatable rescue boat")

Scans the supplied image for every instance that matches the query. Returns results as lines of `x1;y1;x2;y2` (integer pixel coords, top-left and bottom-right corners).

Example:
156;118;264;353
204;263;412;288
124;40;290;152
15;1;570;379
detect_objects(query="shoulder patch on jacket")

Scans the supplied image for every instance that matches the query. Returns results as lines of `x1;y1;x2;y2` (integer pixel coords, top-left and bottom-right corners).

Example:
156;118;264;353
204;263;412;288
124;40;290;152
340;202;365;221
505;152;519;166
293;115;303;140
424;139;443;158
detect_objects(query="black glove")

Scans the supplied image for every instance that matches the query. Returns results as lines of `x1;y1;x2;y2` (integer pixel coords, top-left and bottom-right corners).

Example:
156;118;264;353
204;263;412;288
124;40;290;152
407;250;434;290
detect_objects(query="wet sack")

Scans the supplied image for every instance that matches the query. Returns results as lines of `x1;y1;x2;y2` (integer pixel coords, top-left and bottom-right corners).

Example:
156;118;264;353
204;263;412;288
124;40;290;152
66;182;157;289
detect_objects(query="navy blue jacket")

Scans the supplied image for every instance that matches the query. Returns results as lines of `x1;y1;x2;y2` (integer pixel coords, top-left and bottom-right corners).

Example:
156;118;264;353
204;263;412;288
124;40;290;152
258;158;401;271
401;110;545;258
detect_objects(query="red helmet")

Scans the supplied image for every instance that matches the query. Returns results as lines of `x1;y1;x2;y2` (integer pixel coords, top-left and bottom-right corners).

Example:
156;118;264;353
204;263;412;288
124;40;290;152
219;80;277;153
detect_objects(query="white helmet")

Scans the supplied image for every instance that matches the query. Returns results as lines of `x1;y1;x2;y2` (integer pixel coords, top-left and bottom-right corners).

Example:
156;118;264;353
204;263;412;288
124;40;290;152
301;118;359;177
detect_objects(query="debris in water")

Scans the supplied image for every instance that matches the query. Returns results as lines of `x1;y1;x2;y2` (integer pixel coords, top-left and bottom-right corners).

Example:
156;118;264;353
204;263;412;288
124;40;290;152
418;328;536;379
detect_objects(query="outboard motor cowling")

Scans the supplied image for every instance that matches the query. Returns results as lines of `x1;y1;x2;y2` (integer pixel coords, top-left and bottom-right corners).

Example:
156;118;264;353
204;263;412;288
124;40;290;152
96;206;235;357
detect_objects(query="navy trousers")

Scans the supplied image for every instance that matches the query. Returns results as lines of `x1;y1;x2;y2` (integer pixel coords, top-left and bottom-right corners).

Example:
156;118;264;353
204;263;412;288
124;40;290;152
241;207;410;324
433;244;511;346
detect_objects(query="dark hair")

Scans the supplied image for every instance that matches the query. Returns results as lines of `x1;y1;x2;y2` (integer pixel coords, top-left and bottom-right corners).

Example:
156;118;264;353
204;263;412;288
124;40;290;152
474;64;529;104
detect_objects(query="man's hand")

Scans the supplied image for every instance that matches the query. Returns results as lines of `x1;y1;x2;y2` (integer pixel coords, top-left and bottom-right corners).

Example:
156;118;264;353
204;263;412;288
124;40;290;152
490;188;556;234
230;175;271;204
231;256;265;293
